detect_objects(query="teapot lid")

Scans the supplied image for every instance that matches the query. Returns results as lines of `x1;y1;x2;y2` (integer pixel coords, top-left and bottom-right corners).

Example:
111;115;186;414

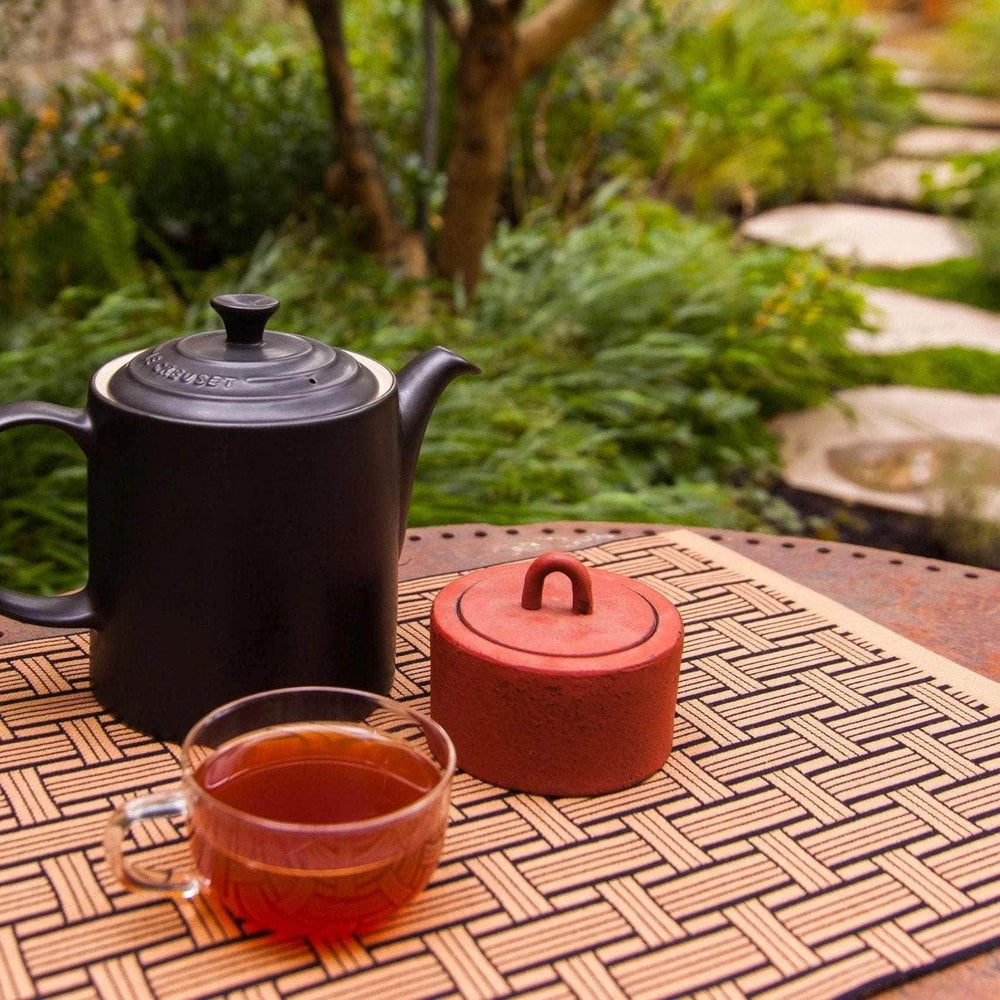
102;294;386;423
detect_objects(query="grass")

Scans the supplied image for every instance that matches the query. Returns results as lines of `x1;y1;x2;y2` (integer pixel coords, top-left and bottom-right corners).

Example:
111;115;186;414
859;346;1000;395
851;256;1000;391
855;257;1000;314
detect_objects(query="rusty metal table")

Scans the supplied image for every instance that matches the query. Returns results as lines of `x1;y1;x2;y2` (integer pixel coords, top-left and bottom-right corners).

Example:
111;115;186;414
2;521;997;999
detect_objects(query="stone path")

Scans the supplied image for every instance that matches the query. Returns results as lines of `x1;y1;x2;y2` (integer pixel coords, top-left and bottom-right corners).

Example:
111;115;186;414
849;287;1000;354
739;204;973;266
894;125;1000;158
769;387;1000;520
918;91;1000;128
851;157;957;208
850;92;1000;209
738;14;1000;556
870;14;964;90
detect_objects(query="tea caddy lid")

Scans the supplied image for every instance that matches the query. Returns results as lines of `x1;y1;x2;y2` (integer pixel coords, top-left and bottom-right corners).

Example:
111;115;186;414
104;294;384;423
444;551;669;666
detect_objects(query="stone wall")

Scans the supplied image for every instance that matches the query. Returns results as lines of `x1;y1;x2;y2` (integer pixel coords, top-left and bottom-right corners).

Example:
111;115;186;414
0;0;186;92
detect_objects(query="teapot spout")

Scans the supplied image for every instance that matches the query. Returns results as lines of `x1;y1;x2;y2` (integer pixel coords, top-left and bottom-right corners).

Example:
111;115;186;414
397;347;479;548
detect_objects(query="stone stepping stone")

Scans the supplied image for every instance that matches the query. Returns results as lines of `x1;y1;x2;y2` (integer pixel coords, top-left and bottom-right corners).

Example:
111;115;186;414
895;67;966;91
740;204;974;267
919;91;1000;129
850;286;1000;354
870;20;964;90
769;386;1000;520
873;28;940;74
894;125;1000;158
850;157;958;207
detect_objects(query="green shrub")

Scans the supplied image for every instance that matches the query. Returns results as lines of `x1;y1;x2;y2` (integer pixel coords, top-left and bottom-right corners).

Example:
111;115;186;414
962;153;1000;280
0;199;868;594
407;196;866;523
124;19;331;269
514;0;914;216
0;80;146;310
936;0;1000;97
922;150;1000;282
0;15;331;313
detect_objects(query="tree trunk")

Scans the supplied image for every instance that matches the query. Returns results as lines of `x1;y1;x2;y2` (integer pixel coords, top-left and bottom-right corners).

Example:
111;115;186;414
416;0;440;241
303;0;399;256
434;5;521;296
302;0;621;291
434;0;620;296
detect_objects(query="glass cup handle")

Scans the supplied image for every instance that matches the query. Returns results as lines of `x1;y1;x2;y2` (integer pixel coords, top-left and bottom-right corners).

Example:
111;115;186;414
105;791;201;899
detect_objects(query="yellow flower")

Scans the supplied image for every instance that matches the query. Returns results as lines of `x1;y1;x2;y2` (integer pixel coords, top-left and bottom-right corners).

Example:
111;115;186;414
36;105;60;130
91;170;110;185
37;174;72;221
99;142;123;160
120;90;145;113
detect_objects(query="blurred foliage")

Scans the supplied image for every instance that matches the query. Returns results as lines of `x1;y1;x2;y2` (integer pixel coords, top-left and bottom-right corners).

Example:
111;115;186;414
0;0;933;593
124;20;331;268
344;0;449;226
0;76;145;308
0;196;871;593
922;150;1000;283
339;0;914;223
407;196;869;527
0;16;331;312
957;152;1000;281
0;0;915;313
935;0;1000;97
512;0;915;217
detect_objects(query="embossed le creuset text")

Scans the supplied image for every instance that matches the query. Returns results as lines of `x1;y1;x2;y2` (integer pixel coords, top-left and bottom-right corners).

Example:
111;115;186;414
143;352;238;388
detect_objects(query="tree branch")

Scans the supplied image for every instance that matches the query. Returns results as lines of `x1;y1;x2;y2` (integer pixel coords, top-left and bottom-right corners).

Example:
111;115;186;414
428;0;467;42
416;0;440;239
515;0;620;81
303;0;398;254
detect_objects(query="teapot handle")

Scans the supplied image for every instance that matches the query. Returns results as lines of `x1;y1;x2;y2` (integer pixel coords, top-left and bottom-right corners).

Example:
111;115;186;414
0;402;98;628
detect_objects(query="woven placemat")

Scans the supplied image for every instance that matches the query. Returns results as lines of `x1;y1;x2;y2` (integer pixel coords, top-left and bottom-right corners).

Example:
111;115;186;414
1;529;999;1000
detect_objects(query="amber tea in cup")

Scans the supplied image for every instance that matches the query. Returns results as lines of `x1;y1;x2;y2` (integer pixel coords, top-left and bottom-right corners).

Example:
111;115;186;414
106;687;455;938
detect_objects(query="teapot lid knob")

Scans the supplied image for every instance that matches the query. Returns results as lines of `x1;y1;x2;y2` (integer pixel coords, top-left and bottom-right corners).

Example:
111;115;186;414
210;293;279;346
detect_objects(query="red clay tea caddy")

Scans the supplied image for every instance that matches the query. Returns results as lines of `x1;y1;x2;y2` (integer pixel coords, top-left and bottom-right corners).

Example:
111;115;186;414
430;551;684;795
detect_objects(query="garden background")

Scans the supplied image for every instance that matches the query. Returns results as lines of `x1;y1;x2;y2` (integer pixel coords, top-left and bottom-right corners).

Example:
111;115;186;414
1;0;998;598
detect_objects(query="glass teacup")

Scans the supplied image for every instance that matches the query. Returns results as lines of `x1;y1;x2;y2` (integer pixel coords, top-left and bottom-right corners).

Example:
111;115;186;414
105;687;455;938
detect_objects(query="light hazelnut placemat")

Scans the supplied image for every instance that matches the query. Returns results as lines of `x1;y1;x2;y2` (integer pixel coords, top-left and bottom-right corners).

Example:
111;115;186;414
1;529;998;1000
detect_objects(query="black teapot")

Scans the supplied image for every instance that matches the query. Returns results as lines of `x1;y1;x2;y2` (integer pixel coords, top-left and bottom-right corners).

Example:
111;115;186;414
0;294;477;740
